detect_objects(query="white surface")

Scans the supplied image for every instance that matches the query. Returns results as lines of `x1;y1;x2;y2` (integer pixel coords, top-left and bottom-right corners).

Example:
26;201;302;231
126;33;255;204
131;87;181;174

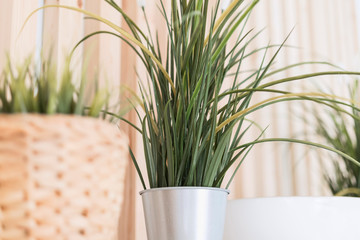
224;197;360;240
137;0;146;8
221;0;231;11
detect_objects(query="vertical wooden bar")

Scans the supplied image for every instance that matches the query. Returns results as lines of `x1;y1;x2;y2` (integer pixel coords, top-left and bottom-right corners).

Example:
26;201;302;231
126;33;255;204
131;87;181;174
83;0;100;98
118;0;137;239
283;0;306;196
230;0;264;199
352;0;360;53
56;0;83;78
9;0;38;61
294;0;312;196
266;0;284;196
0;0;14;72
99;1;121;94
43;0;60;59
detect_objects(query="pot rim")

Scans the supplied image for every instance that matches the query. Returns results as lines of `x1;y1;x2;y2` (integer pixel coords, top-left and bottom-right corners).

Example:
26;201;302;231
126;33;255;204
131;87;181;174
139;186;230;195
228;196;360;202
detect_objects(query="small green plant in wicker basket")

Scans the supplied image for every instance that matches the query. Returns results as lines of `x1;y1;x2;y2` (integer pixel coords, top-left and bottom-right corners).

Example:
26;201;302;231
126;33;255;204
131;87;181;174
313;80;360;197
26;0;360;190
0;54;129;240
0;55;112;117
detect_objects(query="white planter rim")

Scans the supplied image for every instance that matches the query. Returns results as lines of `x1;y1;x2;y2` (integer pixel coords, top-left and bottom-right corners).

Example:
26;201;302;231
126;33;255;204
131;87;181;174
229;196;360;201
139;186;230;195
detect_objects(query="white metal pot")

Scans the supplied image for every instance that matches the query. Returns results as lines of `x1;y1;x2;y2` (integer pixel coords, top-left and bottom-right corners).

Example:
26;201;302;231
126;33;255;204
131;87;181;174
223;196;360;240
140;187;229;240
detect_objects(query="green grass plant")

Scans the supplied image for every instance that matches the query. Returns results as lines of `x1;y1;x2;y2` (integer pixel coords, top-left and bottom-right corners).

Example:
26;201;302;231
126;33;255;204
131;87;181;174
25;0;360;189
0;55;111;118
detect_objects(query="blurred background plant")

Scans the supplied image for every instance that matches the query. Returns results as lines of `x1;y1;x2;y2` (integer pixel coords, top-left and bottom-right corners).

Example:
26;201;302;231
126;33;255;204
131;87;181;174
0;54;124;119
312;80;360;197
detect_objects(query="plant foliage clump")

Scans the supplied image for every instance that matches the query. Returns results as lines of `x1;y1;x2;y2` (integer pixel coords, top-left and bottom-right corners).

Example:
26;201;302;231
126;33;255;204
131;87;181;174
104;0;360;189
0;56;110;117
27;0;360;189
314;81;360;197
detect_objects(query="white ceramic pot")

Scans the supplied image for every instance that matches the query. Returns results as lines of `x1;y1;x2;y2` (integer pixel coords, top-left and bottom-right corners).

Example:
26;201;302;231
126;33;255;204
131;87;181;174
140;187;229;240
224;197;360;240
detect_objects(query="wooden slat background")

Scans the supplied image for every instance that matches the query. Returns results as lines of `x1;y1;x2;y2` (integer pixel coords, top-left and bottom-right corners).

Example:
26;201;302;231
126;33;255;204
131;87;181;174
0;0;359;239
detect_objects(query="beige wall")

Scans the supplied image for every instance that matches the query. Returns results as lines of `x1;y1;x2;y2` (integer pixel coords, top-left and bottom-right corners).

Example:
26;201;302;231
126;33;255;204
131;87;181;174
0;0;359;239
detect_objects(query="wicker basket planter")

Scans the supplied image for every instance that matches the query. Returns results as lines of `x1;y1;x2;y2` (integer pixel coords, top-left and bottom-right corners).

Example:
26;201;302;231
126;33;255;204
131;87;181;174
0;114;128;240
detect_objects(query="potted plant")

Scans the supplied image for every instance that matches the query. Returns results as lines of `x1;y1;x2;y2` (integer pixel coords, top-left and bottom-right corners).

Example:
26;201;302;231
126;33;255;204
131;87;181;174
0;56;128;240
26;0;360;239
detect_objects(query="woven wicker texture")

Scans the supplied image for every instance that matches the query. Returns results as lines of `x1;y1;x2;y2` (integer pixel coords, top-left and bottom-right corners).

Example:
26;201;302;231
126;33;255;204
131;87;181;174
0;114;128;240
